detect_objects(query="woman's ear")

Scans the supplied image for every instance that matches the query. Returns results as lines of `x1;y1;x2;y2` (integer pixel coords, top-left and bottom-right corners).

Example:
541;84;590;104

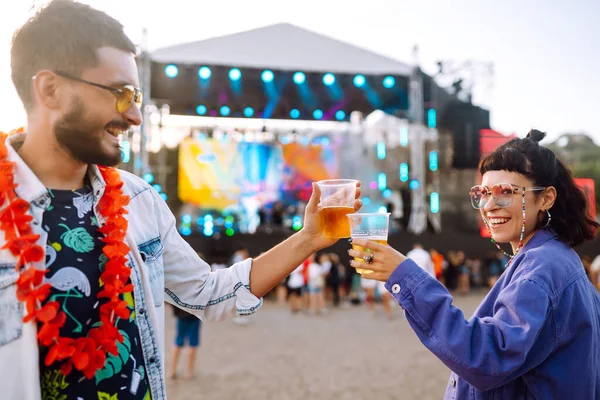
541;186;557;210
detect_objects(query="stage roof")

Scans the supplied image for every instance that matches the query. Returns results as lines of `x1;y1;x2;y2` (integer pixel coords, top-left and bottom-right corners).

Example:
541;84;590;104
151;23;412;76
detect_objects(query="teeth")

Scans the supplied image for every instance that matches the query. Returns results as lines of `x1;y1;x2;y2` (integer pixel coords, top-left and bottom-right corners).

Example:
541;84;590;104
106;128;123;136
490;218;510;225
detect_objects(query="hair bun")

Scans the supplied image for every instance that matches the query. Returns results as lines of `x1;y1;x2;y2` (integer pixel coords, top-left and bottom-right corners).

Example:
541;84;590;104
526;129;546;143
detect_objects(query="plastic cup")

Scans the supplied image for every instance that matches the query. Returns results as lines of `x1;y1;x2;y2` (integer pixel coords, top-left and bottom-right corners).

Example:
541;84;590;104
317;179;358;239
347;212;390;274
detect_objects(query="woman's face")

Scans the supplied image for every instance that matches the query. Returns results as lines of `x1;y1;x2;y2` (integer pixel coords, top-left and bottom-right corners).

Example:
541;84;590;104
479;170;546;250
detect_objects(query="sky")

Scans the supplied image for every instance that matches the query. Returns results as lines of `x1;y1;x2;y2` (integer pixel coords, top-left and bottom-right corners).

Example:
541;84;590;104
1;0;598;144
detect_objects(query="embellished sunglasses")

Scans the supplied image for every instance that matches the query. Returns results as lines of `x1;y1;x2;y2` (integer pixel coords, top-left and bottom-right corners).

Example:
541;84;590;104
54;71;143;113
469;183;546;209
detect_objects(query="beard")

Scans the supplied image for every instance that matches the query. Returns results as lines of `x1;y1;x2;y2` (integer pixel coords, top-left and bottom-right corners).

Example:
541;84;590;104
54;97;125;167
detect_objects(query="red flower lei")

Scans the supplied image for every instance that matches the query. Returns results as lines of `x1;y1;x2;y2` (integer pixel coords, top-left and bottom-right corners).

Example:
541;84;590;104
0;129;134;379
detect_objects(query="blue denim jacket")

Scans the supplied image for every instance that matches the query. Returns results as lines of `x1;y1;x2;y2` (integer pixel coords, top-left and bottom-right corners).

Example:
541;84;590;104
386;229;600;399
0;135;262;400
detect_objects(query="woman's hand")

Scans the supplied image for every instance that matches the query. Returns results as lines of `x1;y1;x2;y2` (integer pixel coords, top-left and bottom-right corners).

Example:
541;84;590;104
348;238;407;282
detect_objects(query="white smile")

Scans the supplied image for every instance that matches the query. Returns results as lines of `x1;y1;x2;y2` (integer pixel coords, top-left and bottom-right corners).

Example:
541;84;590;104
489;217;511;227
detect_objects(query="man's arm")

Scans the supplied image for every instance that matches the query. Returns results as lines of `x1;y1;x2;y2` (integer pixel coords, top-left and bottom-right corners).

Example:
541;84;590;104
249;182;361;297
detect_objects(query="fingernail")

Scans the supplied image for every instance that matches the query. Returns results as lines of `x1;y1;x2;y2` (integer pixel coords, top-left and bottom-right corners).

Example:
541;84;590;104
347;249;352;255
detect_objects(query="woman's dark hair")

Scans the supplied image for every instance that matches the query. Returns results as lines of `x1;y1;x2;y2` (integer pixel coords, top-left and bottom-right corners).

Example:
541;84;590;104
11;0;136;111
479;129;599;247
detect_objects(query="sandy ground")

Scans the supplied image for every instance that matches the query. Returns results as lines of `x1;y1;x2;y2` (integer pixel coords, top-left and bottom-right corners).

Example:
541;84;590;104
164;292;486;400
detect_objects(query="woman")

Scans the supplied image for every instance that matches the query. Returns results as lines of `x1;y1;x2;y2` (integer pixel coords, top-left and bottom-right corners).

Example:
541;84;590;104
349;130;600;399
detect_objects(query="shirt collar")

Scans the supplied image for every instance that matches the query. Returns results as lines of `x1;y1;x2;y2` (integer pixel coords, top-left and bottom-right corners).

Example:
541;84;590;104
6;133;106;204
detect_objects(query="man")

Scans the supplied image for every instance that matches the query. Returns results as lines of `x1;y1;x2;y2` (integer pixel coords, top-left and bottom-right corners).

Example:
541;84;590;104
406;243;435;278
0;2;361;400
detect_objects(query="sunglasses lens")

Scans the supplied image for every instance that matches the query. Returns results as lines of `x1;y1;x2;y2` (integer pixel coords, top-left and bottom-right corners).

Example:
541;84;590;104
116;87;136;113
492;183;514;207
470;186;487;209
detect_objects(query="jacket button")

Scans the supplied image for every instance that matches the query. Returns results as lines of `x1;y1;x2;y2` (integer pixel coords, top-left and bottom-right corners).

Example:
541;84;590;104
391;284;401;294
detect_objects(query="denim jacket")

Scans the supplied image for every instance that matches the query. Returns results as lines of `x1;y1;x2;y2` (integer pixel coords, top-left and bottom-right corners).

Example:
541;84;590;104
386;229;600;399
0;134;262;400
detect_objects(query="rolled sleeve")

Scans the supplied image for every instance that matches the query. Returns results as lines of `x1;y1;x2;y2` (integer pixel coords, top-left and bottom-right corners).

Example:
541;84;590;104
155;190;262;321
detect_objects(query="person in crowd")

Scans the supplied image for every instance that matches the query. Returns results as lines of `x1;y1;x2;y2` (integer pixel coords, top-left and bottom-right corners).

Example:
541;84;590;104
168;305;202;380
349;130;600;399
406;243;435;277
307;253;327;315
286;264;305;314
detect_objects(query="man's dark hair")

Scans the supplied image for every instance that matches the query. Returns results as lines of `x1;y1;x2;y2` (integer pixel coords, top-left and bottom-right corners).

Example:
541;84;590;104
11;0;137;111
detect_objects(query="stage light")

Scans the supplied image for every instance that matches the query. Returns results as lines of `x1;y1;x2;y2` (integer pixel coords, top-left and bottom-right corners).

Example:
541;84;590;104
429;151;439;171
228;68;242;81
378;173;387;190
369;181;378;190
430;192;440;213
378;206;388;214
428;109;437;128
313;109;323;120
165;64;178;78
198;66;211;79
226;228;235;236
400;163;409;182
203;228;214;237
409;179;420;190
205;215;213;221
383;189;392;199
180;226;192;236
220;106;231;116
244;107;255;117
362;197;371;206
293;72;306;84
335;110;346;121
322;73;335;86
400;127;409;147
292;216;302;231
196;105;207;115
160;193;168;201
204;221;214;230
152;184;162;193
290;108;300;119
182;214;192;224
261;70;274;83
353;74;366;88
142;173;154;184
383;76;395;88
377;142;386;160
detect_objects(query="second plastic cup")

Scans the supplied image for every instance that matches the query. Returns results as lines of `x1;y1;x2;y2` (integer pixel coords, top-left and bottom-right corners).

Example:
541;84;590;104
317;179;358;239
347;212;390;274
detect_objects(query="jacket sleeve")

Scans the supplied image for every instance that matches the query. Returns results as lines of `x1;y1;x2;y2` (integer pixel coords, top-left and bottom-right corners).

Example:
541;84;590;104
385;258;553;392
153;191;262;321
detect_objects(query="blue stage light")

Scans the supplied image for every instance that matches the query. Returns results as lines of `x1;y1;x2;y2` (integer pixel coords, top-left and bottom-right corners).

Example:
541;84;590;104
261;70;274;83
383;76;395;88
142;173;154;184
335;110;346;121
165;64;178;78
182;214;192;224
290;108;300;119
322;73;335;86
293;72;306;84
353;74;366;87
196;105;207;115
220;106;231;116
409;180;420;190
430;192;440;213
244;107;254;117
228;68;242;81
198;66;211;79
313;109;323;120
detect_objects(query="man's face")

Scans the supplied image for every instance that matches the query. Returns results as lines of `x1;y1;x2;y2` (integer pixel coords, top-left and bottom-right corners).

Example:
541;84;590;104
54;47;142;166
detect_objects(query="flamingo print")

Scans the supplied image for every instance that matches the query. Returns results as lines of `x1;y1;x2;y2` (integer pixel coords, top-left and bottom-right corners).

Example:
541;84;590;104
44;245;92;333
